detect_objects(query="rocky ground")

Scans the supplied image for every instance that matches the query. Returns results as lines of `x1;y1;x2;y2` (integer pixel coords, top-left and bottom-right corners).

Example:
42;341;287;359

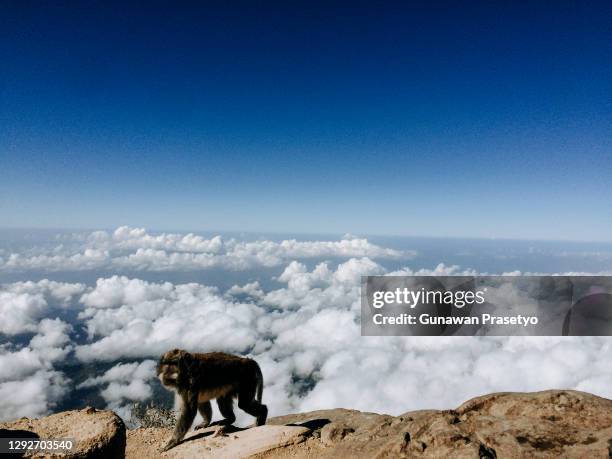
2;390;611;458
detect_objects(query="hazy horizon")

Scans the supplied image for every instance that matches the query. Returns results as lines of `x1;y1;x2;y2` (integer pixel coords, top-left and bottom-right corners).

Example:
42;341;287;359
2;226;612;244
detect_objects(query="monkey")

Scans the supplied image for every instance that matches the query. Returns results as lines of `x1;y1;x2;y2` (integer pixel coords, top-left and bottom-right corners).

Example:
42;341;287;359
156;349;267;452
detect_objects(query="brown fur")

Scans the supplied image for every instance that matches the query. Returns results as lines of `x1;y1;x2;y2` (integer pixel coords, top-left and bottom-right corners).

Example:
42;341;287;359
157;349;267;451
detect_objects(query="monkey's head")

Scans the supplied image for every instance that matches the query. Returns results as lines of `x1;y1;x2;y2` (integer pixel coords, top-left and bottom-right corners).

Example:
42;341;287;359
157;348;193;389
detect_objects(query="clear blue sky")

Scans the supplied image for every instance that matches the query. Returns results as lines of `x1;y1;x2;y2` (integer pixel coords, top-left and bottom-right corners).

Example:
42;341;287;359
1;1;611;241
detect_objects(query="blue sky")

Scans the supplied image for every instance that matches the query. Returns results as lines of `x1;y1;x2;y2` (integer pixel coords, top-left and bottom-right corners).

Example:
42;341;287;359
1;1;610;240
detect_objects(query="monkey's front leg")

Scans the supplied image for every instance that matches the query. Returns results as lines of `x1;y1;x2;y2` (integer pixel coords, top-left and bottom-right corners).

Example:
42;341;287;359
162;392;197;452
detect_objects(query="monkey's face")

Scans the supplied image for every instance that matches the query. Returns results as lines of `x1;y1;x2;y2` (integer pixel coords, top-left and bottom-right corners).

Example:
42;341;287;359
157;349;183;388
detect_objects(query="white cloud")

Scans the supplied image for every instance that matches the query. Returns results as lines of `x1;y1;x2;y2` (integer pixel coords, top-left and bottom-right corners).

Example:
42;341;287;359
0;280;85;335
225;281;265;301
0;318;73;421
106;226;225;253
0;371;68;421
75;360;157;424
0;347;48;383
0;227;413;273
75;276;264;361
29;318;73;362
7;279;87;304
80;276;174;309
3;249;110;272
78;360;156;404
0;290;48;335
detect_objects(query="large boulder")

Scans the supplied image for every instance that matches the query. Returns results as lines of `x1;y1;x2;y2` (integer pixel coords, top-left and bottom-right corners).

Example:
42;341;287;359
265;390;612;458
0;407;126;458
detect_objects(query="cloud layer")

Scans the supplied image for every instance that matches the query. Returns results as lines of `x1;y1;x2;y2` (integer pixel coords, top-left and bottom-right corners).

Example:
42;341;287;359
0;227;412;272
1;257;611;423
0;317;72;420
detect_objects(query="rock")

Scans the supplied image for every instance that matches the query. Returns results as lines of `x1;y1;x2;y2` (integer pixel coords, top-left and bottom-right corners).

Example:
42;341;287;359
6;390;610;458
264;390;612;458
0;407;126;458
127;424;311;459
320;422;354;446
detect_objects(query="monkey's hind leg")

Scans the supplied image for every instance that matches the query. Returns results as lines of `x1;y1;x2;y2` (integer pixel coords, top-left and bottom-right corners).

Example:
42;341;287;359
238;387;268;426
215;395;237;426
194;400;212;430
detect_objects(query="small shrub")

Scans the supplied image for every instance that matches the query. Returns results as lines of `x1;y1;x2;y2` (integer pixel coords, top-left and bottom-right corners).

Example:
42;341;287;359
129;401;176;428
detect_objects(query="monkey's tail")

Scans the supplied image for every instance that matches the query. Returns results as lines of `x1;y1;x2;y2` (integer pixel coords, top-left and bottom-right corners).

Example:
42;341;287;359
255;364;264;402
